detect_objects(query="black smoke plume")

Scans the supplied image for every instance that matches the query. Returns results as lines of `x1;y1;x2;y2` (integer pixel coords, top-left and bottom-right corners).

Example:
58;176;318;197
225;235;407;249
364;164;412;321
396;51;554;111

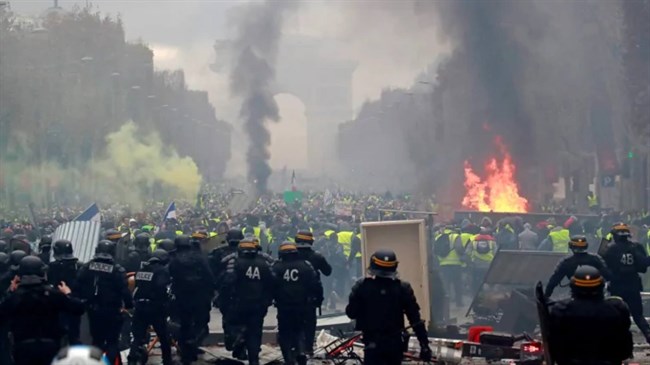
228;0;293;193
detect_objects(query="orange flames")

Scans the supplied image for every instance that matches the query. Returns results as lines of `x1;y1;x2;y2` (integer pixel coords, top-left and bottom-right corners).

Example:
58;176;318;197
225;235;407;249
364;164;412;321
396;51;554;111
462;137;528;213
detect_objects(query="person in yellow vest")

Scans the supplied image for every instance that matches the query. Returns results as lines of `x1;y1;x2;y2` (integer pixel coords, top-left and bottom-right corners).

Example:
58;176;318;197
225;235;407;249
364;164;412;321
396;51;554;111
348;230;363;278
587;191;599;213
465;232;496;292
539;217;579;253
337;230;356;262
434;225;466;307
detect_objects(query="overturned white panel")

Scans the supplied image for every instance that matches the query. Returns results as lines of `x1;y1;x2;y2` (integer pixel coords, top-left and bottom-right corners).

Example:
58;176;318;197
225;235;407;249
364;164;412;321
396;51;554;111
360;220;431;325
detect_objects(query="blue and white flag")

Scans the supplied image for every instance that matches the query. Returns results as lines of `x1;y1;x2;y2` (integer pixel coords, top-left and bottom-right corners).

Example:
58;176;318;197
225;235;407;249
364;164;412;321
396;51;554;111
156;201;176;234
74;203;101;223
163;202;177;220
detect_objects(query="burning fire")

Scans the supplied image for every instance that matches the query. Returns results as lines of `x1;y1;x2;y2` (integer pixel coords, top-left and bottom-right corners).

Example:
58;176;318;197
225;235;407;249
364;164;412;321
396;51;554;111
461;137;529;213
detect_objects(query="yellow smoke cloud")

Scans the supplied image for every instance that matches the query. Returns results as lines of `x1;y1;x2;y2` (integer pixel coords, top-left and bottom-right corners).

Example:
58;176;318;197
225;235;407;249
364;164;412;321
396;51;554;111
93;121;202;205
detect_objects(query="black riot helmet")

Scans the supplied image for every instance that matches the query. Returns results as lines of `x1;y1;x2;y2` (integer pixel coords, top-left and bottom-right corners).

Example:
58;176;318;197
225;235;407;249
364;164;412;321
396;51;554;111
95;240;116;259
157;238;176;253
227;229;244;247
568;235;589;254
611;222;631;242
368;250;398;279
0;252;9;273
278;242;298;259
237;238;258;255
10;235;31;254
53;240;75;260
39;235;53;251
174;235;192;251
191;230;208;241
9;250;28;271
150;248;170;265
134;233;150;251
294;231;315;248
157;239;176;253
570;265;604;298
104;229;123;242
18;255;46;277
0;240;8;253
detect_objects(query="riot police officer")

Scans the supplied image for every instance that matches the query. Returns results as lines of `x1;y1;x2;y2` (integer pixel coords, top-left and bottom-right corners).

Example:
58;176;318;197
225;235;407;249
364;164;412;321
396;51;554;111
273;242;320;365
220;239;274;365
104;228;127;265
0;240;7;253
346;250;432;365
127;249;172;365
601;222;650;343
545;235;611;298
169;235;215;365
1;250;28;292
76;240;133;365
295;231;330;355
38;235;53;263
548;265;633;364
210;229;244;278
157;239;176;258
210;229;244;350
191;229;209;251
124;233;152;273
9;235;31;255
0;256;84;365
0;251;12;365
0;252;8;290
0;250;21;293
48;239;82;345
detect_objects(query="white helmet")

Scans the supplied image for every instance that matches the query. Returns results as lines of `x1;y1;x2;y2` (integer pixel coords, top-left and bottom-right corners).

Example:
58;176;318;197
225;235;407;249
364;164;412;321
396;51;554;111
52;346;109;365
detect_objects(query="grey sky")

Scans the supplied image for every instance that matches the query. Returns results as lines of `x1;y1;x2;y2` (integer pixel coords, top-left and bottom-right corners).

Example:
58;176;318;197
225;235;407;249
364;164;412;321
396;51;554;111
11;0;451;174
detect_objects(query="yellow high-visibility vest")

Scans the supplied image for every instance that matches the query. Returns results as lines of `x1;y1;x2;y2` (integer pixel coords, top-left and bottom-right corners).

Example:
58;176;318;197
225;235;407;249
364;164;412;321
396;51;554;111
338;231;359;258
588;195;598;208
437;231;462;266
471;239;495;263
549;229;570;253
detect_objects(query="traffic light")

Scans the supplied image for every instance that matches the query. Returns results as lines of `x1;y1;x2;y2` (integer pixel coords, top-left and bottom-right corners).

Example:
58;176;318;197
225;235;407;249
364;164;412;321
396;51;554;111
628;151;634;159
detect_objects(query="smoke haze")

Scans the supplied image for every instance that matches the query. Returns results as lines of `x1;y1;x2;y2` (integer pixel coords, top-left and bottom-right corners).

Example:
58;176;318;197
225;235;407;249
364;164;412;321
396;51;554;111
94;121;202;207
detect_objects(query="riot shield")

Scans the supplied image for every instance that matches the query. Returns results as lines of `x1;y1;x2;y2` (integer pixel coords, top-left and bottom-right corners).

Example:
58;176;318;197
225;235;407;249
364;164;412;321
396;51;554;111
597;237;611;257
535;281;554;365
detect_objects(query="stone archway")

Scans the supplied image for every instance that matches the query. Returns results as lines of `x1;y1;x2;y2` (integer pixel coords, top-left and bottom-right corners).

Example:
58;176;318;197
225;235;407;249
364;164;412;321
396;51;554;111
269;93;308;170
275;36;356;173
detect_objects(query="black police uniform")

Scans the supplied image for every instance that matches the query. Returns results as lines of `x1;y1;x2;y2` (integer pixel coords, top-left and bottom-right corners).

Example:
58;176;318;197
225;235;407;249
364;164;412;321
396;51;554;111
548;266;633;364
346;251;431;365
601;237;650;340
190;233;214;345
0;252;12;365
37;236;52;264
209;230;244;282
272;246;320;365
77;245;133;364
128;255;172;365
169;236;215;365
0;257;85;365
220;245;274;365
124;234;152;273
210;230;244;350
545;253;611;298
48;240;82;345
296;242;330;354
